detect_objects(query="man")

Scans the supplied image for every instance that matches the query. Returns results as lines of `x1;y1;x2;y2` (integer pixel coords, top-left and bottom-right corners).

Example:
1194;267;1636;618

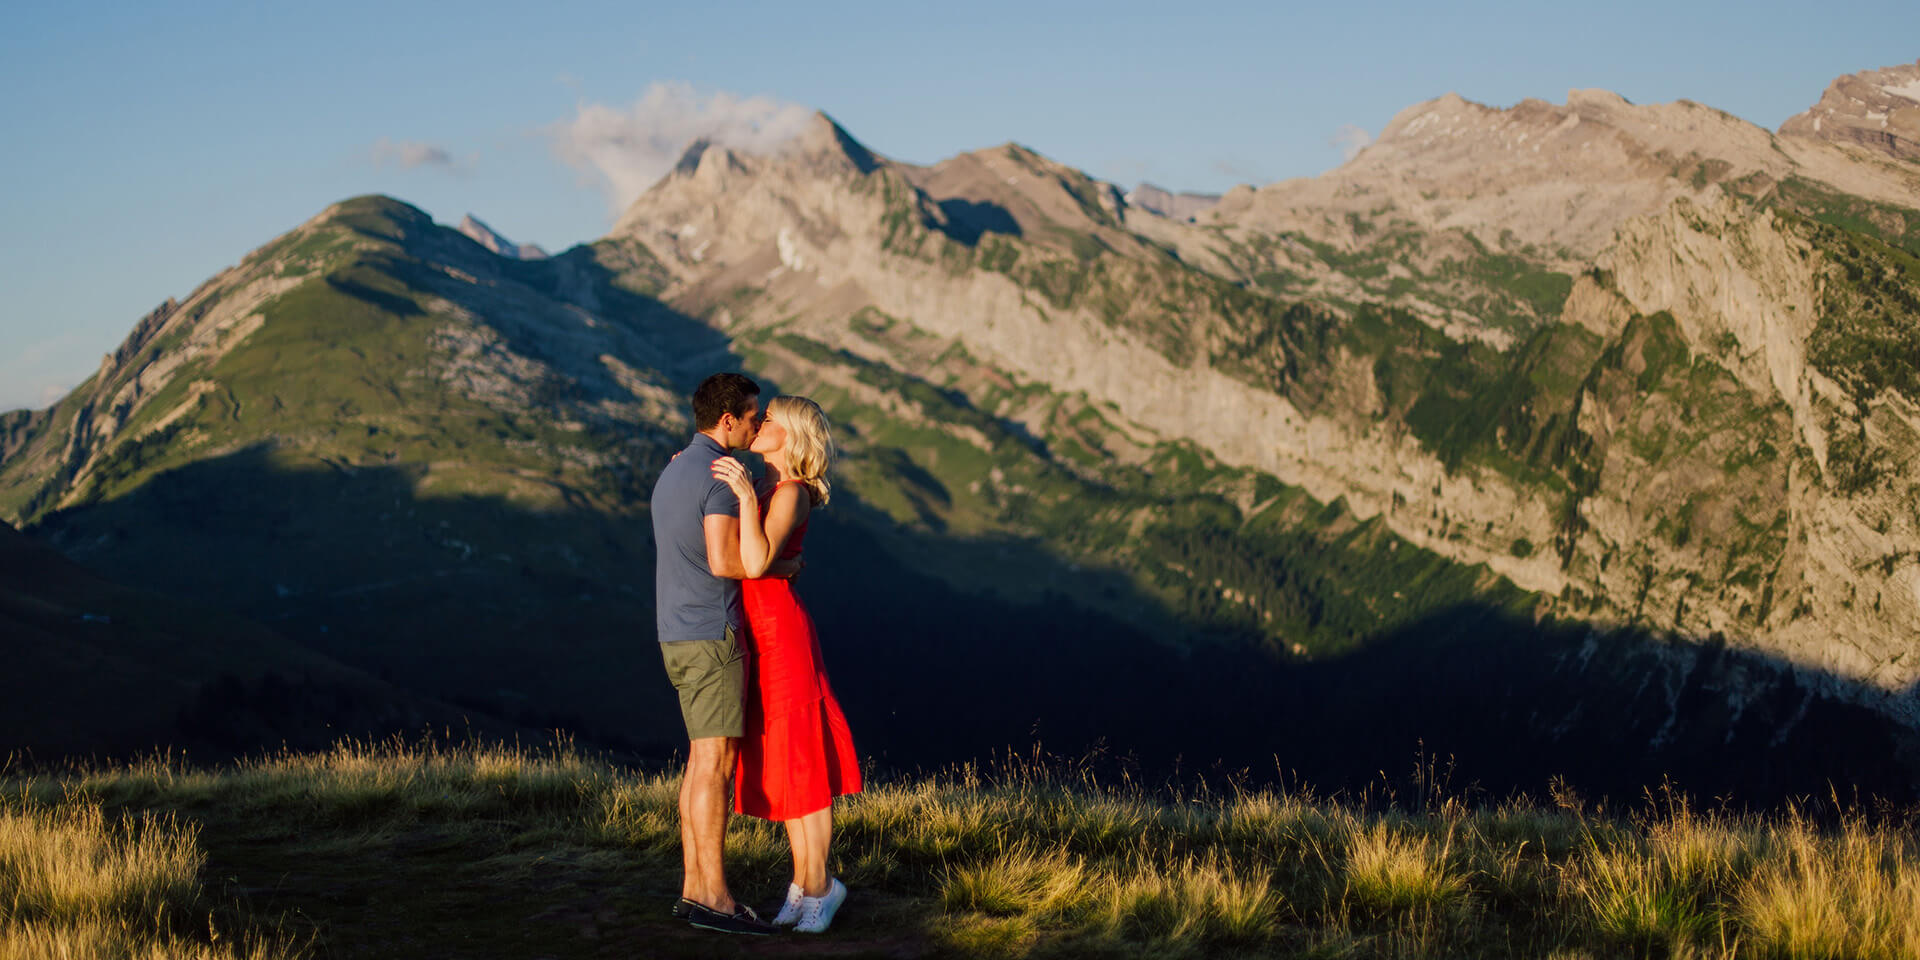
651;372;794;935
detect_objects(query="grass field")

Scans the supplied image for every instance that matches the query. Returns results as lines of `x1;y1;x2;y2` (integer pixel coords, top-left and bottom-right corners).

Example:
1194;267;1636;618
5;740;1919;959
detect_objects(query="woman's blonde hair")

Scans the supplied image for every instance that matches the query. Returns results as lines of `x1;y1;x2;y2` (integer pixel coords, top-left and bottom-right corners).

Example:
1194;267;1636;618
768;395;833;507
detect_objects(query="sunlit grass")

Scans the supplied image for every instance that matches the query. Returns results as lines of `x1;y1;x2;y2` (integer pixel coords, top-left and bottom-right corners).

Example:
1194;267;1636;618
1737;816;1920;960
7;738;1920;958
0;801;300;959
1342;820;1468;916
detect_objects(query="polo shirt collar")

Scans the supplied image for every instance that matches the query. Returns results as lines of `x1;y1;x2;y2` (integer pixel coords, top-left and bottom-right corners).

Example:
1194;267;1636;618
691;433;729;455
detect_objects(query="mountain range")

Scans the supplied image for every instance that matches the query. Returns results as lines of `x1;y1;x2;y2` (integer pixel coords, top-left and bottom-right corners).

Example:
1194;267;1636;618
4;61;1919;801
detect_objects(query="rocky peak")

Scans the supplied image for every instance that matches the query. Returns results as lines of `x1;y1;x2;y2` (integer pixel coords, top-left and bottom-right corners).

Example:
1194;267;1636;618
784;111;882;175
1778;59;1920;163
456;215;548;260
892;142;1166;258
1209;88;1799;258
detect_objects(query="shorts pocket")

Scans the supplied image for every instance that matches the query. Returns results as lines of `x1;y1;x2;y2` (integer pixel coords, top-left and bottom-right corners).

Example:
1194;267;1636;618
714;626;745;666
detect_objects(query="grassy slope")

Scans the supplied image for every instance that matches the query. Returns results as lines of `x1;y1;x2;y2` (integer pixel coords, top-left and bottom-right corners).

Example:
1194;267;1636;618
9;741;1920;960
14;197;699;752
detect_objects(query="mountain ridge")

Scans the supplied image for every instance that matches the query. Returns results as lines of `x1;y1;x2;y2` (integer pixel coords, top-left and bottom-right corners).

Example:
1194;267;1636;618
1779;58;1920;163
586;79;1920;730
6;66;1920;795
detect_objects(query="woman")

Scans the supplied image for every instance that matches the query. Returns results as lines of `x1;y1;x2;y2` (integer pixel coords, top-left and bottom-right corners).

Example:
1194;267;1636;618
711;395;861;934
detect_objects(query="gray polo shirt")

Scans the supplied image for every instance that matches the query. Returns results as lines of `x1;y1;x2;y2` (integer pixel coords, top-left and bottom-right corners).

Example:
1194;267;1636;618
651;433;744;643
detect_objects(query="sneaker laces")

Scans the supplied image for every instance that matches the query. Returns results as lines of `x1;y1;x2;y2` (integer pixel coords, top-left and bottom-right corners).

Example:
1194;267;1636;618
799;893;826;929
774;883;805;925
796;878;843;932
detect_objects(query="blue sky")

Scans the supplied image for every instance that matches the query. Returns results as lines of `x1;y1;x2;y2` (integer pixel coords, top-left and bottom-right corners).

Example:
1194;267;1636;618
3;0;1915;411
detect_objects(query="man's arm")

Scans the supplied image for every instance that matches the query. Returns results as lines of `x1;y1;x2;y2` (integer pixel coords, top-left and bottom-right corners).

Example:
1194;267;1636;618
704;514;747;579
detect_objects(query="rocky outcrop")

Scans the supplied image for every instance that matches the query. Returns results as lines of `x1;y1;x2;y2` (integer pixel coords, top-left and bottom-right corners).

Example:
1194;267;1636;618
1780;60;1920;163
1573;196;1920;716
1208;88;1920;261
1127;182;1221;221
457;214;548;260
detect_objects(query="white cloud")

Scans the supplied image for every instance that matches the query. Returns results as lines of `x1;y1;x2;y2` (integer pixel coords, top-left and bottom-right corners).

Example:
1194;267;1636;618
370;137;467;173
1331;124;1374;162
548;82;815;214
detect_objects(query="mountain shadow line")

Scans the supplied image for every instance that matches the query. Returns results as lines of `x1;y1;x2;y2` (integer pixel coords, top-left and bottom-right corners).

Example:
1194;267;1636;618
22;439;1920;809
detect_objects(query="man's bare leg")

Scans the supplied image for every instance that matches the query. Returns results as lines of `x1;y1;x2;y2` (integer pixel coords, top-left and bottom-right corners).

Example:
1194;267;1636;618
681;736;740;911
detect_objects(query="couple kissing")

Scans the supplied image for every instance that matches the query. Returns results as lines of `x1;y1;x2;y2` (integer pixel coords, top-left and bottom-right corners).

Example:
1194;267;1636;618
651;372;862;936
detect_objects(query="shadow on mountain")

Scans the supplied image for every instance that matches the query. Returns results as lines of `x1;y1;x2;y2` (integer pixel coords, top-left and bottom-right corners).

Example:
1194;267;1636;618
327;270;424;318
803;512;1920;810
936;199;1023;246
30;445;693;760
423;232;748;400
824;119;881;175
0;520;519;766
25;440;1920;809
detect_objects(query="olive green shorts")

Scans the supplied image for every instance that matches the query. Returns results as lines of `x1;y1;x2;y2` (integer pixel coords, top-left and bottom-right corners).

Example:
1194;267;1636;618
660;625;746;740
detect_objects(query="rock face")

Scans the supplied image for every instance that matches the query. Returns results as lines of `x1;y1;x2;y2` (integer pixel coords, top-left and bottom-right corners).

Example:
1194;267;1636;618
1127;182;1221;221
598;100;1920;742
1780;60;1920;163
1573;197;1920;719
457;214;549;260
1208;88;1920;260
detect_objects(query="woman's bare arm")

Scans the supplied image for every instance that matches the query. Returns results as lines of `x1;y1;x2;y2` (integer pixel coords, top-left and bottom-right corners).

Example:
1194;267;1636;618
712;457;771;576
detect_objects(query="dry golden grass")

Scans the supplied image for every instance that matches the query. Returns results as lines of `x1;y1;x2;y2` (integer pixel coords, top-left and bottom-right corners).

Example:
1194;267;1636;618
941;843;1090;918
0;922;292;960
7;739;1920;958
1737;816;1920;960
1342;821;1469;916
1088;852;1280;947
0;804;199;927
0;801;300;960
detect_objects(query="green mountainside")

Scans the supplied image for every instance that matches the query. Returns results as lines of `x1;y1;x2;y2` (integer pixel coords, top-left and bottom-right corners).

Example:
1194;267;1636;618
6;95;1920;802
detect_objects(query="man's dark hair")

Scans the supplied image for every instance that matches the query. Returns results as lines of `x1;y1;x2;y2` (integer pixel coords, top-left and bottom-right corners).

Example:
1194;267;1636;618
692;372;761;430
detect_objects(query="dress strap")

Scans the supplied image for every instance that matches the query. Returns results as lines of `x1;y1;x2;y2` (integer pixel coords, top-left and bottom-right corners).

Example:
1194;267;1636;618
766;477;816;506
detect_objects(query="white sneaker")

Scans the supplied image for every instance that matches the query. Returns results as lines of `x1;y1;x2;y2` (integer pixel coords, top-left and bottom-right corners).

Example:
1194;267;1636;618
793;877;846;934
772;882;805;926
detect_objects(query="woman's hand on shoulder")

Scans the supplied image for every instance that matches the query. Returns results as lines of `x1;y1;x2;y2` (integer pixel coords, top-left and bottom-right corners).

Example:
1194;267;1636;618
711;456;756;501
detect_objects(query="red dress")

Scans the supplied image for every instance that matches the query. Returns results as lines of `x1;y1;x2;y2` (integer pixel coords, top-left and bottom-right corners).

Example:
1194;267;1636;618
734;480;863;820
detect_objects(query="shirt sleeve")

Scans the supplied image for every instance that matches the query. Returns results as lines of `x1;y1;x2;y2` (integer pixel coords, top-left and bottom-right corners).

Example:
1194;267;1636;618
701;475;740;518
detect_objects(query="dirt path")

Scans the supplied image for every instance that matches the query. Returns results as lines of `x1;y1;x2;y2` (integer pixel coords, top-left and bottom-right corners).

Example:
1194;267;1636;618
197;821;933;959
